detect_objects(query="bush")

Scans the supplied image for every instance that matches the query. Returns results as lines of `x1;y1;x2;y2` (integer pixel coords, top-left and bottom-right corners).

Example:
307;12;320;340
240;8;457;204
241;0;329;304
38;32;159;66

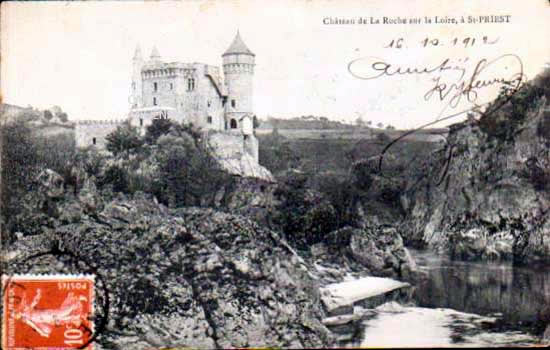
105;123;143;156
1;120;76;234
1;121;39;231
480;68;549;142
154;128;232;207
274;171;338;248
100;165;129;193
145;118;173;144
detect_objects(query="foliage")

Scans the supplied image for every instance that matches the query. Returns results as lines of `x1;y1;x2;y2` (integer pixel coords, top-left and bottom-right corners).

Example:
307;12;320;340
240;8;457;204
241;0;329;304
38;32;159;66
144;118;174;144
253;115;260;129
105;123;143;156
258;131;300;174
153;130;231;207
58;112;69;123
1;121;39;231
274;171;338;248
376;132;391;144
479;68;549;142
537;111;550;145
100;164;129;193
43;110;53;121
34;133;76;179
1;119;76;234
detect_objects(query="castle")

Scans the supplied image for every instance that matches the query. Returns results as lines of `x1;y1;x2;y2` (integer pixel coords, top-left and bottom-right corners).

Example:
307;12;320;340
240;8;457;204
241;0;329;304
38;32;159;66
75;32;260;164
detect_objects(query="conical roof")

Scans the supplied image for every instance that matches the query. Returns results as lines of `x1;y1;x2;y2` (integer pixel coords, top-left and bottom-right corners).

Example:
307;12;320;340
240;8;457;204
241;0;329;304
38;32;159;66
223;31;254;56
150;46;161;60
133;45;143;60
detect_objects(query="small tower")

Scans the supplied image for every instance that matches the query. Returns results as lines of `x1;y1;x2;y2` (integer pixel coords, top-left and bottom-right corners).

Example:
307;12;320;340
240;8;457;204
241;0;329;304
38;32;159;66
222;31;255;131
130;45;144;109
150;46;161;62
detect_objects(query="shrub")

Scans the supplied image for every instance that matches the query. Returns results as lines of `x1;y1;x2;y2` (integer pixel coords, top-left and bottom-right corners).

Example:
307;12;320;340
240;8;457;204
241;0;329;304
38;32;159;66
274;171;338;248
154;128;232;207
145;118;173;145
480;68;549;142
100;165;129;193
1;121;39;232
105;123;143;156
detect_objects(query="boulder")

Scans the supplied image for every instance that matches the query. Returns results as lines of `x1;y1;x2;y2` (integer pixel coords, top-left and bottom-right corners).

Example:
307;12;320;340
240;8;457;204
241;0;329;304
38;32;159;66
324;226;418;280
543;324;550;344
78;176;103;214
5;197;333;349
36;169;64;199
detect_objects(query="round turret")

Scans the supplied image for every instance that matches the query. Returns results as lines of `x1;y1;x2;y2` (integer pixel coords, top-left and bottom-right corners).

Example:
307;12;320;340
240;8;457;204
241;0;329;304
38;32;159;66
130;45;144;109
222;31;255;131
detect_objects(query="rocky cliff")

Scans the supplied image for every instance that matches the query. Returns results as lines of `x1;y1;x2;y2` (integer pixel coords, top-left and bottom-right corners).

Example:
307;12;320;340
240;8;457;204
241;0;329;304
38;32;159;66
402;91;549;265
3;175;333;349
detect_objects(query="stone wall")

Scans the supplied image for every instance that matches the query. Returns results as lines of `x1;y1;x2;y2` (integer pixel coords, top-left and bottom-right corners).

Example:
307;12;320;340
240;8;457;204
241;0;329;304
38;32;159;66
75;120;123;149
208;131;247;160
138;63;225;131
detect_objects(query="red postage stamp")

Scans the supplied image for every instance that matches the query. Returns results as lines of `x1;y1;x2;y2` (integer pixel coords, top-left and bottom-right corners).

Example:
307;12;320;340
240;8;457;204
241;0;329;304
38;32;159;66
2;275;95;349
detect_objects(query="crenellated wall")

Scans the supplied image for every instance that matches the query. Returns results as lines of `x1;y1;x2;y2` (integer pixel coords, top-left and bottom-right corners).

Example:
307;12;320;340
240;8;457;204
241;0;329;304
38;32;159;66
75;120;124;149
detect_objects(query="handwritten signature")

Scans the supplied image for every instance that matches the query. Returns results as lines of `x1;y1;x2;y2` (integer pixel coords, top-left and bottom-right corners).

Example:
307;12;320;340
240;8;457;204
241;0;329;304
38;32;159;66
347;54;524;110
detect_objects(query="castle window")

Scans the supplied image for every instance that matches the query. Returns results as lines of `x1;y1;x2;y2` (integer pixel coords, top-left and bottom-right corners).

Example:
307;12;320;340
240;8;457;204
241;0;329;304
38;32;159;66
170;83;173;90
207;116;213;124
139;118;143;126
231;99;236;108
230;119;237;129
154;82;158;92
207;100;211;107
92;137;96;145
187;78;195;91
153;97;157;106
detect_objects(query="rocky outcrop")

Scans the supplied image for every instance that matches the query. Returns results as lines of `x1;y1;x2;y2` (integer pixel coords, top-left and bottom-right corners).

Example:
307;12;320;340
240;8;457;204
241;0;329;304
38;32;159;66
218;153;275;182
543;324;550;344
5;181;333;348
317;225;418;281
402;97;550;265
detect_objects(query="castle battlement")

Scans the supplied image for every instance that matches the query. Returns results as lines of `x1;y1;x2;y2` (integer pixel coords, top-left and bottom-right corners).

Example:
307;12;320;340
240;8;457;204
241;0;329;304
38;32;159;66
76;119;126;125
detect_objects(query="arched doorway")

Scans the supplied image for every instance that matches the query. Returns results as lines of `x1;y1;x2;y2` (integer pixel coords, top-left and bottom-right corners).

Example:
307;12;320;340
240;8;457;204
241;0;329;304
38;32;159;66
230;118;238;129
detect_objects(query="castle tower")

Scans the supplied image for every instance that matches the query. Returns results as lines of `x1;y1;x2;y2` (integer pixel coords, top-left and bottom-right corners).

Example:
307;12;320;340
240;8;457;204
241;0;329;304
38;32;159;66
222;31;255;131
130;45;144;109
150;46;161;62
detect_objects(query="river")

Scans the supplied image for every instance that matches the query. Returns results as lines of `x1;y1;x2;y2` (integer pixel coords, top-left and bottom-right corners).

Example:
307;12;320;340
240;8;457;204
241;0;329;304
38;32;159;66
358;249;549;347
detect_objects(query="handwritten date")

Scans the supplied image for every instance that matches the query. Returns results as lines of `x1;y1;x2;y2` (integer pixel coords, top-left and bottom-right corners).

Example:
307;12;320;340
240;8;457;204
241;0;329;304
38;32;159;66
386;36;499;49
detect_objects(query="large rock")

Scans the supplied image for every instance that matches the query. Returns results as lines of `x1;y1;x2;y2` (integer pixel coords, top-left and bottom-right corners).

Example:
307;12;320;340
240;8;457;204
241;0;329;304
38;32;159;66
323;226;418;280
5;195;333;349
402;99;550;265
36;168;65;199
543;324;550;344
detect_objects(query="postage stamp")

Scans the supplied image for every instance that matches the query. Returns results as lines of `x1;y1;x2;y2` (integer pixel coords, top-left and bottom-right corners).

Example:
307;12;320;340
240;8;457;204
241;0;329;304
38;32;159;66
2;275;95;350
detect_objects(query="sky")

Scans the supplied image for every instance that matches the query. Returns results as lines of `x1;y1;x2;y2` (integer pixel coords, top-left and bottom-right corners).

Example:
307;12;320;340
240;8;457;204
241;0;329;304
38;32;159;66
1;0;549;129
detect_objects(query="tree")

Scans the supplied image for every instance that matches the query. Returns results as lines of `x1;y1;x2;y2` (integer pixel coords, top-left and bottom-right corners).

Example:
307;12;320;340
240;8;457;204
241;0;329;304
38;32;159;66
58;112;69;123
355;117;365;127
155;132;231;207
145;118;173;144
1;121;39;232
377;122;384;128
105;124;143;157
43;110;53;121
253;115;260;129
376;132;391;143
367;120;373;127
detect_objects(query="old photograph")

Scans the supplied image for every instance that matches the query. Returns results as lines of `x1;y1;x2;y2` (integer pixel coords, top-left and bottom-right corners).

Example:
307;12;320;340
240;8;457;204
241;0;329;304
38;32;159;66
1;0;549;348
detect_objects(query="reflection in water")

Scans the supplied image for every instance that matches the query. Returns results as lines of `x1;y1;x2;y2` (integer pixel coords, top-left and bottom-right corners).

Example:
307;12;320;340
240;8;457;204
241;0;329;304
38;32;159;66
411;249;550;326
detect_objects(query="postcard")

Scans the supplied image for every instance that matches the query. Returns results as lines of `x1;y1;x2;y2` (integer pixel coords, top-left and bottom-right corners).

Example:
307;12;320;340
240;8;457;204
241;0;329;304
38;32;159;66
1;0;549;348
